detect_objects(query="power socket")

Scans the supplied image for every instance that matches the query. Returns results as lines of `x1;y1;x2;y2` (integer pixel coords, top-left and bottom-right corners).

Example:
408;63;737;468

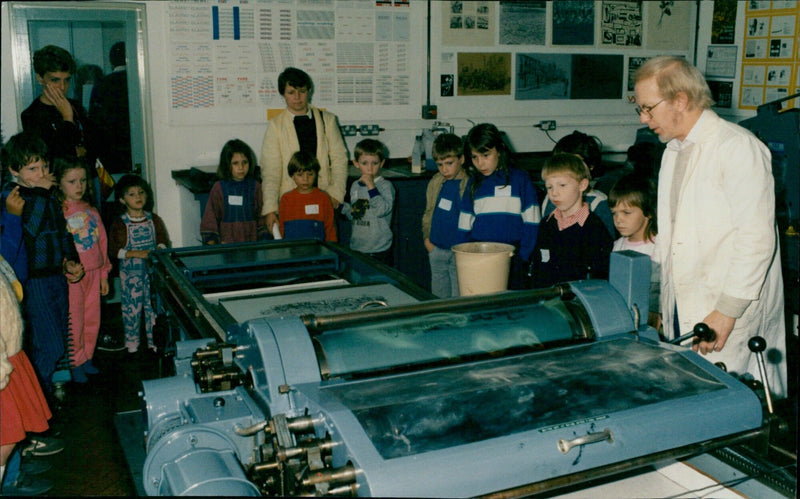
537;120;557;131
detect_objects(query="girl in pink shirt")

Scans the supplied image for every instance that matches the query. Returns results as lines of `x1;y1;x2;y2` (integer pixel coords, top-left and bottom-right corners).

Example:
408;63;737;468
55;157;112;383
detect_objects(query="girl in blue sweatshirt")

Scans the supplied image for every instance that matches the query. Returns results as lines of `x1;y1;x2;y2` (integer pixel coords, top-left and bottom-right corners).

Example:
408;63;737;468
458;123;541;289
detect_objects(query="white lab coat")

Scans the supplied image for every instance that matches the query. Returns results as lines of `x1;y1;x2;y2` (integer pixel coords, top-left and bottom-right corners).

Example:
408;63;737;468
657;110;787;397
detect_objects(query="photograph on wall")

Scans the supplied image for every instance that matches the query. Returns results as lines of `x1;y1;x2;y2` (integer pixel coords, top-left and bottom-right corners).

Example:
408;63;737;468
743;64;767;85
441;1;496;47
627;56;648;92
552;0;594;45
711;0;738;44
646;1;691;51
457;52;511;96
441;74;455;96
571;54;624;99
499;1;546;46
515;53;622;100
769;38;794;58
601;1;642;47
705;45;738;78
515;53;570;100
741;86;764;107
746;16;770;37
708;80;733;108
767;65;792;86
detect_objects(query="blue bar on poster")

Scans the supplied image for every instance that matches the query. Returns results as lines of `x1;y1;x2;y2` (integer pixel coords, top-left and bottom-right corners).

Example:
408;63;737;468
212;6;219;40
233;6;240;40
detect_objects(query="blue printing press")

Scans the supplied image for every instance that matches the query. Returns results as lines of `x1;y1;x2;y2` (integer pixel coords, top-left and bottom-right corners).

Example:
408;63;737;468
138;239;792;497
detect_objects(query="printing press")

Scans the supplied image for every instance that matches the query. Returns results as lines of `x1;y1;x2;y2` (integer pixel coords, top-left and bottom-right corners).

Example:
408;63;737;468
139;240;795;497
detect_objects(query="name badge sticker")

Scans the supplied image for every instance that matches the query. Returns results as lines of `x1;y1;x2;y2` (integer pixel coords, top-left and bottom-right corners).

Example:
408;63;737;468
228;195;243;206
438;198;453;211
540;248;550;262
305;204;320;215
495;185;511;197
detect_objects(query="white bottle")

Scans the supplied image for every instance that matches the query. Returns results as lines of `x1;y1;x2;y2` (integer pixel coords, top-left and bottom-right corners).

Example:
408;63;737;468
411;135;423;174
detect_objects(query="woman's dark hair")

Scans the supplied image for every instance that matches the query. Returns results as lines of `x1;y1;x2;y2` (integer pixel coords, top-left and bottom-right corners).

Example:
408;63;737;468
217;139;257;180
609;173;658;242
465;123;512;198
53;156;94;205
278;67;313;96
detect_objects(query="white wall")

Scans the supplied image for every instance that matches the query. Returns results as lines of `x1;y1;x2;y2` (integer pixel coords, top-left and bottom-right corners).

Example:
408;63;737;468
1;1;758;247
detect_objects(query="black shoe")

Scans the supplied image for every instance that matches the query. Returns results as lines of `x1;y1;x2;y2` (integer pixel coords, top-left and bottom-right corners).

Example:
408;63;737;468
96;334;126;352
20;457;52;475
2;472;54;496
21;435;65;457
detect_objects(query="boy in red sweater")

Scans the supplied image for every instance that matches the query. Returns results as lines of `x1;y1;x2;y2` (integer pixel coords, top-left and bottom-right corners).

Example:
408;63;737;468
278;150;337;242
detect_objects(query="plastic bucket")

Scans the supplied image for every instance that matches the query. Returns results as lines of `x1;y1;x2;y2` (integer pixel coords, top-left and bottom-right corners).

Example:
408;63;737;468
452;242;515;296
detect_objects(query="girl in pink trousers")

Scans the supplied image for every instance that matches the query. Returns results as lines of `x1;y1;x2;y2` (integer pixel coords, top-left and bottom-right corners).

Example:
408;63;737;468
54;157;111;383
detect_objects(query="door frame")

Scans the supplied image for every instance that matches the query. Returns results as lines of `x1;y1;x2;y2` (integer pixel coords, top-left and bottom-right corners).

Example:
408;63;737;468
8;1;154;181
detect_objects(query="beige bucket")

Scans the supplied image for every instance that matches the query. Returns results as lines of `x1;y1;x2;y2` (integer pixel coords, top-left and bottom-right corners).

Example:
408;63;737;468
452;242;515;296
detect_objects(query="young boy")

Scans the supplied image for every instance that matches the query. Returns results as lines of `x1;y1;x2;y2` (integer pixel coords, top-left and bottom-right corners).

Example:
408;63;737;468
342;139;395;265
278;150;337;241
0;132;84;396
530;153;613;289
421;133;468;297
108;175;170;355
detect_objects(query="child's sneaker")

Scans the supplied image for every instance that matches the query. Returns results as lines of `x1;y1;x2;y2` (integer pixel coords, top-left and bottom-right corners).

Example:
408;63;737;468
82;359;99;374
96;334;125;352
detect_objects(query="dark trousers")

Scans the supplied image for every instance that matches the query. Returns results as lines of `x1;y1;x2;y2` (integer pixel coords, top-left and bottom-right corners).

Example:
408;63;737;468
24;274;69;392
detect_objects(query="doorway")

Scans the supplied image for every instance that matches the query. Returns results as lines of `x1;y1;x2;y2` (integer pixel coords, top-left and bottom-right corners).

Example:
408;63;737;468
8;1;151;180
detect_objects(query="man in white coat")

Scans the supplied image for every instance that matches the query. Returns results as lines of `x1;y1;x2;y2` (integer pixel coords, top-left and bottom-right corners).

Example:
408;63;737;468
633;56;787;398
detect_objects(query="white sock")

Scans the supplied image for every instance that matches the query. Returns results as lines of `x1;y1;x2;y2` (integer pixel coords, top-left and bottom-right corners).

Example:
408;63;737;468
0;463;6;486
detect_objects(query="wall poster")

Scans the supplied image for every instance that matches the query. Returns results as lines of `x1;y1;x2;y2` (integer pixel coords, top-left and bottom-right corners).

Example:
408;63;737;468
167;0;420;124
739;1;799;109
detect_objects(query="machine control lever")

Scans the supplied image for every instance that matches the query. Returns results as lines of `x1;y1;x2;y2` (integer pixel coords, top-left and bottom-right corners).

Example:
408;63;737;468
558;428;613;454
669;322;715;345
748;336;774;414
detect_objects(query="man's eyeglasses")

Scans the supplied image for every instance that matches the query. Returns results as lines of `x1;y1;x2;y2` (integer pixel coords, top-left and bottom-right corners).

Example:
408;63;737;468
634;98;665;118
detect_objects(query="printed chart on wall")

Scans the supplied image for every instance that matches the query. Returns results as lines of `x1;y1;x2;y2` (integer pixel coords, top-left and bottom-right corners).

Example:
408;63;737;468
740;1;799;110
167;0;420;125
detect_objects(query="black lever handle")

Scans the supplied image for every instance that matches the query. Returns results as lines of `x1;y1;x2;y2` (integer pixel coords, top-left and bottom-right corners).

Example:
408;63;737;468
748;336;774;414
669;322;716;345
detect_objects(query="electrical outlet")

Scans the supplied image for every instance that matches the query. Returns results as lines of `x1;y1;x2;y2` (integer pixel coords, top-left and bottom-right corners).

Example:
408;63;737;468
359;124;382;136
422;105;438;119
340;125;358;137
537;120;557;131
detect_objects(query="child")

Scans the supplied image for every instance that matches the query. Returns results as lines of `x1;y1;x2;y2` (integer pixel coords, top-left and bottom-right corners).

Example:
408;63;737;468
342;139;395;265
530;153;613;289
278;150;337;241
200;139;268;244
1;255;56;496
0;132;84;397
609;173;661;331
421;133;468;297
541;130;616;238
108;175;170;354
54;157;112;382
458;123;540;290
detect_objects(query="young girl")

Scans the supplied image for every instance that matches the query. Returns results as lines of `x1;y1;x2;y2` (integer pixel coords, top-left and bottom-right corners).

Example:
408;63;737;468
458;123;540;289
108;175;170;354
54;158;112;382
200;139;268;244
609;173;661;331
530;153;613;289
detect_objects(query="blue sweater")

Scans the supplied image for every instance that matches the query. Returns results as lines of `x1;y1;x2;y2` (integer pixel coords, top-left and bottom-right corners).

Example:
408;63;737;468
458;168;541;261
430;179;466;249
